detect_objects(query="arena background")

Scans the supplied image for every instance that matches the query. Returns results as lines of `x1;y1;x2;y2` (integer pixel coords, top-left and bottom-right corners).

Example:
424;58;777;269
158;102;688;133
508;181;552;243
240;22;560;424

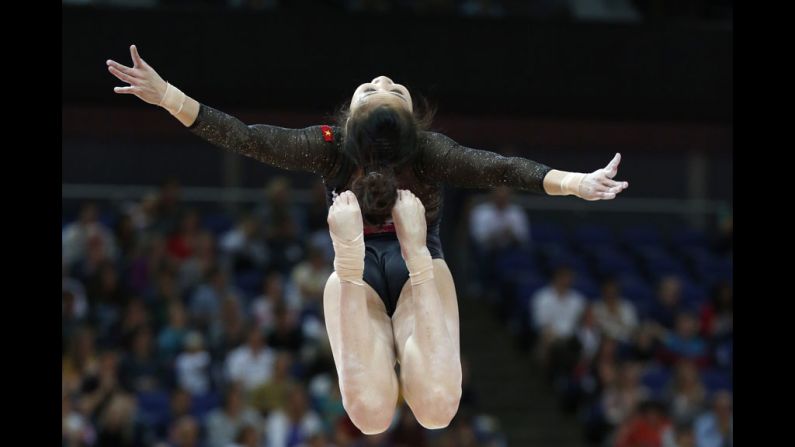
62;1;733;446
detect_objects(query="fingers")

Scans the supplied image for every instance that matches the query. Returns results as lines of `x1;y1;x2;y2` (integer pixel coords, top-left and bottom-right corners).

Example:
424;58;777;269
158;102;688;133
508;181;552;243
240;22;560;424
130;44;144;67
106;59;134;75
601;179;630;192
604;153;621;178
107;65;137;85
113;86;138;95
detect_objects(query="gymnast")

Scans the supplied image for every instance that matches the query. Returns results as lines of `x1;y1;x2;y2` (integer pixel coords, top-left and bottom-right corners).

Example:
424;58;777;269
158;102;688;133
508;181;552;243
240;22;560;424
106;44;629;434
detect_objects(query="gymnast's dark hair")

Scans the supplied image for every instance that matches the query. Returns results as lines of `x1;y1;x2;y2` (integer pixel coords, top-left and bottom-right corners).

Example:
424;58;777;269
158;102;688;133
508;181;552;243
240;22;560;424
330;94;435;226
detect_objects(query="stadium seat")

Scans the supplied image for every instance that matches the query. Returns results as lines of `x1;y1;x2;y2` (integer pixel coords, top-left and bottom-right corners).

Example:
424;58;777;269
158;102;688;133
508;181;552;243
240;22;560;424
621;225;663;247
701;369;732;393
641;367;671;396
136;390;171;427
530;222;568;245
202;214;235;236
572;225;615;246
670;227;708;248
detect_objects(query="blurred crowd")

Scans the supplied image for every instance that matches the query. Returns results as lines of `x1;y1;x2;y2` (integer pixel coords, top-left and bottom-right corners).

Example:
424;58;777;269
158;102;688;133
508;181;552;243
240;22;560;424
62;0;733;21
62;177;506;447
468;187;733;447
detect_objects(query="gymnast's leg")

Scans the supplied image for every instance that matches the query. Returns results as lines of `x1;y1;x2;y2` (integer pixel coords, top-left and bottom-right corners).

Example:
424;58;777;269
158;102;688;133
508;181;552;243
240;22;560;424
323;191;399;434
391;190;462;429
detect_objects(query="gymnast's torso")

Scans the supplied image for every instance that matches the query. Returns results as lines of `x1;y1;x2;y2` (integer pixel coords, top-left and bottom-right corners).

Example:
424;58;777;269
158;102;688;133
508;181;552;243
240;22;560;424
188;103;552;314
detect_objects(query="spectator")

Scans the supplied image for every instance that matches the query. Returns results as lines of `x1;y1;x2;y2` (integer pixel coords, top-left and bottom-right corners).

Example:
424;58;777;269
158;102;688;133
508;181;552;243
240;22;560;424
626;322;660;366
265;384;324;447
63;326;99;395
290;246;333;314
157;301;190;362
62;202;117;269
251;351;299;416
95;392;150;447
648;276;684;329
205;384;263;447
119;325;164;393
164;389;194;439
128;233;175;297
613;400;672;447
210;295;249;360
664;360;706;424
169;415;201;447
167;209;202;261
225;325;276;392
531;266;586;372
267;304;305;354
62;393;96;447
220;214;269;274
469;186;529;252
151;270;181;328
251;271;287;332
593;277;638;343
258;177;305;274
662;421;696;447
112;298;152;351
178;230;218;297
152;178;184;235
693;391;732;447
699;281;732;340
190;267;240;332
601;361;650;428
575;305;602;363
175;331;212;396
304;180;334;259
654;313;709;367
115;213;138;263
230;424;262;447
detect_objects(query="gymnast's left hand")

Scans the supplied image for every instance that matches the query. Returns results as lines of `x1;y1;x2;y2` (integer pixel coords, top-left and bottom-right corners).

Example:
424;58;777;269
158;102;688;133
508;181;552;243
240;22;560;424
578;153;629;201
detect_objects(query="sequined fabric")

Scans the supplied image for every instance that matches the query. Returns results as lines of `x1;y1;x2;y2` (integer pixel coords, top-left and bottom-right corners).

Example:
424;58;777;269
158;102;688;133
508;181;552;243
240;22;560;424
189;104;552;220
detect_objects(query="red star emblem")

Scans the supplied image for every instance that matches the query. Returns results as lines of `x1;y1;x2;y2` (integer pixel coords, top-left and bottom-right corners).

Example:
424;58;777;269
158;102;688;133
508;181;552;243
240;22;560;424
320;125;334;142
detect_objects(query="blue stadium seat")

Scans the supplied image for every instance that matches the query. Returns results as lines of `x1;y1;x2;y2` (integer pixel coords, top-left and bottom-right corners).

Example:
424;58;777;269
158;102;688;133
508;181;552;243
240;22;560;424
572;274;600;300
619;275;655;304
641;367;671;396
680;280;709;308
202;214;235;236
621;225;663;247
191;391;221;422
530;223;568;245
572;225;615;246
234;270;264;299
671;227;708;248
589;248;641;277
136;390;171;428
495;248;538;280
701;369;732;393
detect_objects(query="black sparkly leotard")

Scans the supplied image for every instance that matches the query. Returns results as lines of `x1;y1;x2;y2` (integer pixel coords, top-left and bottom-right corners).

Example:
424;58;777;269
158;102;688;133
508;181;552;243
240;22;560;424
188;104;552;316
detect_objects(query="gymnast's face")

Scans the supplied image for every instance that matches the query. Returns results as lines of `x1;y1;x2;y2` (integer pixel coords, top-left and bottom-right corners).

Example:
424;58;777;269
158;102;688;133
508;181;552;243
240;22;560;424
350;76;413;115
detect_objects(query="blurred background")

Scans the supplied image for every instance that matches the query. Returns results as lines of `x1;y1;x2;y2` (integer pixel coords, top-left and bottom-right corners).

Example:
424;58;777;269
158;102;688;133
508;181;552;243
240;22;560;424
62;1;732;446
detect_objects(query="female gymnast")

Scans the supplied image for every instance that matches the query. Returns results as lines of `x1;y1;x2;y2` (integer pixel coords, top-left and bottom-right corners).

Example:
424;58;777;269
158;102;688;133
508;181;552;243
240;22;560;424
106;44;629;434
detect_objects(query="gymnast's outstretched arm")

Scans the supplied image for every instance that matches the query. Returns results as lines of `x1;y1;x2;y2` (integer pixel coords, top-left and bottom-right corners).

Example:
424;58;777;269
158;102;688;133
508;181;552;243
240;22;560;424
417;131;629;201
106;45;337;175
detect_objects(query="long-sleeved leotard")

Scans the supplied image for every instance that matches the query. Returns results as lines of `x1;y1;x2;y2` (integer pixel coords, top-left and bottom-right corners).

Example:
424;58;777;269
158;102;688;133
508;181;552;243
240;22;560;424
188;103;552;220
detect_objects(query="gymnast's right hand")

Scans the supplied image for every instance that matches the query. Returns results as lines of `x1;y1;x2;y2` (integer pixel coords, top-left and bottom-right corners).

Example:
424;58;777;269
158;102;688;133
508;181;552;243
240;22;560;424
106;44;168;105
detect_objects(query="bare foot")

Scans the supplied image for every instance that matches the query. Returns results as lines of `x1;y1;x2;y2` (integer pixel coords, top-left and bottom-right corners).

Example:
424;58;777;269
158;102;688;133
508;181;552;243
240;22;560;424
327;191;363;242
391;189;430;260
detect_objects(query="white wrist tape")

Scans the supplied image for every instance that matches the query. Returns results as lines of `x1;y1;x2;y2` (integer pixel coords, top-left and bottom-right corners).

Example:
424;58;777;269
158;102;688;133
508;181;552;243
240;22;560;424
560;172;586;197
405;253;435;286
330;231;365;286
159;82;187;116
